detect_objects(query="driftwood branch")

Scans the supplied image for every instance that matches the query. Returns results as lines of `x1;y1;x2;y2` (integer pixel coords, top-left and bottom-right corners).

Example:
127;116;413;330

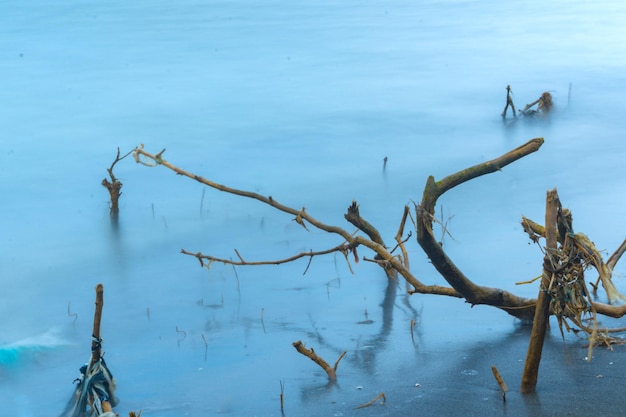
392;205;411;272
180;245;356;275
133;145;354;240
292;340;346;381
521;188;560;393
415;138;544;320
90;284;114;414
133;140;624;324
501;85;516;119
520;92;553;117
91;284;104;365
134;145;462;299
607;238;626;270
101;147;133;218
522;217;626;305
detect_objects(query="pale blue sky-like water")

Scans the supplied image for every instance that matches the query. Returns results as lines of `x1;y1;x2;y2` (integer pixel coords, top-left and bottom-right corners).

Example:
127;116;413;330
1;1;626;416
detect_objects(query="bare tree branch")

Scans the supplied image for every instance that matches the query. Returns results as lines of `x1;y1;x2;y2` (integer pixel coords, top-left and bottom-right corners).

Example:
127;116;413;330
132;139;625;324
133;145;354;240
102;147;133;217
415;138;545;320
292;340;346;381
180;245;355;273
134;145;462;299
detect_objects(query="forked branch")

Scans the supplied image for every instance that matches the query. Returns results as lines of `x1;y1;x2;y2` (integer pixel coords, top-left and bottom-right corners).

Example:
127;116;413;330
181;244;358;275
102;147;133;217
133;145;462;299
292;340;346;381
415;138;544;320
132;140;625;323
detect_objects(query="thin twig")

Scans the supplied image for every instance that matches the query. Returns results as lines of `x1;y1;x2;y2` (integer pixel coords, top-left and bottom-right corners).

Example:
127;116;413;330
261;308;266;334
181;245;352;268
67;301;78;323
279;380;285;412
202;333;208;362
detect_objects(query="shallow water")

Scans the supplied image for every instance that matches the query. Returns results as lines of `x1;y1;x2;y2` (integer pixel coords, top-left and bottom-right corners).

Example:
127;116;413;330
1;1;626;416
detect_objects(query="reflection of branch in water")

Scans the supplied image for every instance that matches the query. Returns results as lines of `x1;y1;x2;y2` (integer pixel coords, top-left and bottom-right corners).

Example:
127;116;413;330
400;294;423;348
410;319;418;346
202;333;208;362
348;278;399;374
325;277;341;301
380;278;397;335
307;314;326;346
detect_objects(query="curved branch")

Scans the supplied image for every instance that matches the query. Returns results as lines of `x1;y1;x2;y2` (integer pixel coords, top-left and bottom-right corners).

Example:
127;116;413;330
607;238;626;270
416;138;545;320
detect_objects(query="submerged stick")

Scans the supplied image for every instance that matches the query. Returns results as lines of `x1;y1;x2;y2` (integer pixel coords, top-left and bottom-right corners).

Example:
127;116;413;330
521;189;560;393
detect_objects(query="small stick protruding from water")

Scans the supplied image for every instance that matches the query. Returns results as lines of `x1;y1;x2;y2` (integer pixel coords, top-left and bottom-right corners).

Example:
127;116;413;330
176;325;186;348
568;82;572;106
202;333;208;362
261;308;266;334
231;264;240;290
279;380;285;412
200;188;206;217
501;85;516;119
67;301;78;323
383;156;388;172
491;365;508;401
410;319;417;345
354;392;386;409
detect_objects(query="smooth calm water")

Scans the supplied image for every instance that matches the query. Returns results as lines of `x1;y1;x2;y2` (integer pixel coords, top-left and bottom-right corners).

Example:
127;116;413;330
2;1;626;416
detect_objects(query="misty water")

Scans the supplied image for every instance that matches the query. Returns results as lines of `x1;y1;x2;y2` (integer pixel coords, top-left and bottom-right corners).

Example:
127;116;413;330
2;1;626;416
